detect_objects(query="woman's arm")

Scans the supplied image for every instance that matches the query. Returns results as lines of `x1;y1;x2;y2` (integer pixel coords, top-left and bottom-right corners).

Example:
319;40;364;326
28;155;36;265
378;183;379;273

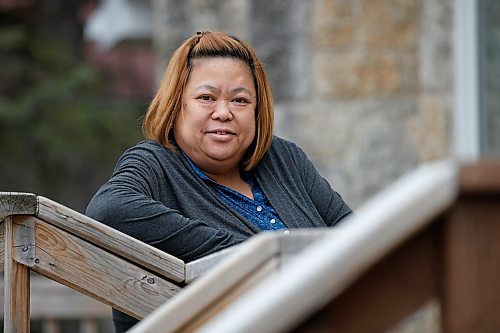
86;148;244;262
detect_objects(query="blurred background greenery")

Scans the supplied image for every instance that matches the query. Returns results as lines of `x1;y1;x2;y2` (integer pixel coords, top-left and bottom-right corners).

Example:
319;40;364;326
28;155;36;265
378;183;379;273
0;1;145;212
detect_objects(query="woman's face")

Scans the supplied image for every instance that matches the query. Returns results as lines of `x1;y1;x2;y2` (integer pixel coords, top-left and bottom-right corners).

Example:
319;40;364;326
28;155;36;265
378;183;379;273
174;57;256;174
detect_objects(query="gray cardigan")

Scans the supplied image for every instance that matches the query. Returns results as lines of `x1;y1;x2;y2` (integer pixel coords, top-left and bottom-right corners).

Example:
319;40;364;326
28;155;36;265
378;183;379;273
86;136;352;263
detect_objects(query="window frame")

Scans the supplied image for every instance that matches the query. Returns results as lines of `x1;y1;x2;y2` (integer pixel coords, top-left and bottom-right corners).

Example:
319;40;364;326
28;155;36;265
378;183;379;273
453;0;481;161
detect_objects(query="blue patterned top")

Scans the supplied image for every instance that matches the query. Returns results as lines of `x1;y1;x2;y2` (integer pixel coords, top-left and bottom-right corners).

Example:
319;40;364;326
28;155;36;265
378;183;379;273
182;152;287;232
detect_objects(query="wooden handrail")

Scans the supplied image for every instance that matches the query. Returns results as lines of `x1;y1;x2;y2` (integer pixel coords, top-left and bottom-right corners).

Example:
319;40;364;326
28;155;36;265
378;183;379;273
11;215;181;318
183;228;328;283
130;233;280;333
1;190;270;332
195;159;458;333
9;159;496;333
128;230;330;333
130;159;459;333
0;192;192;332
37;197;185;282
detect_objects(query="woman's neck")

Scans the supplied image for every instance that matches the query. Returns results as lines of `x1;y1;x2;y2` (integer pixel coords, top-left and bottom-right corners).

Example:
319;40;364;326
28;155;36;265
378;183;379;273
205;169;254;200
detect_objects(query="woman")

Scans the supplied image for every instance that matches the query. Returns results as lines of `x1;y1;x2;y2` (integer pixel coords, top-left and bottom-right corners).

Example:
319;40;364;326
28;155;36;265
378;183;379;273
86;31;352;332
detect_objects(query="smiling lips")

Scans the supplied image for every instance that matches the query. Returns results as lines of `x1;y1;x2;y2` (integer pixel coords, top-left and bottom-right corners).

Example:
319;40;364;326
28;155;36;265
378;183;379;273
205;129;236;141
206;129;235;135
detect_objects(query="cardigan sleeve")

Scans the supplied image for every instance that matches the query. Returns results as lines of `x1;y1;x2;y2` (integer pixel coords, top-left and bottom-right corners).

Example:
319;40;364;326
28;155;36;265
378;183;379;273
294;144;352;226
85;147;244;262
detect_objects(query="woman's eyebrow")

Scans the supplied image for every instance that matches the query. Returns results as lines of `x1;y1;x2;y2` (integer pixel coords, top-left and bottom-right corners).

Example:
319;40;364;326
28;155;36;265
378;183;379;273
195;85;220;93
231;87;253;95
195;85;253;96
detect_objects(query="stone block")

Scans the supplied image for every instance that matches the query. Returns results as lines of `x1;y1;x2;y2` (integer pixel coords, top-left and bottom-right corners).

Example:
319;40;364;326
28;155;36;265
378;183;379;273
419;0;452;92
252;0;311;101
312;0;355;48
406;93;451;161
353;100;419;202
359;0;419;50
314;51;416;99
275;98;420;207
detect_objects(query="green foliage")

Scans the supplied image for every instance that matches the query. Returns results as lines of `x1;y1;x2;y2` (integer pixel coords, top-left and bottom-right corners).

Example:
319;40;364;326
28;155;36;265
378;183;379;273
0;18;145;210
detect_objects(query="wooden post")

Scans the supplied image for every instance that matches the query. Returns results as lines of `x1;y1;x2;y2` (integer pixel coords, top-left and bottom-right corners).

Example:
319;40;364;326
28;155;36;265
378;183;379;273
0;192;38;272
0;192;38;221
441;162;500;333
290;222;442;333
0;193;38;333
4;216;31;333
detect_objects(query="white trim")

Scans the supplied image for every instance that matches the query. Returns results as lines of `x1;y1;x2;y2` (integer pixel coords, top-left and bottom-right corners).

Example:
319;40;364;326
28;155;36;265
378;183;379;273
453;0;480;161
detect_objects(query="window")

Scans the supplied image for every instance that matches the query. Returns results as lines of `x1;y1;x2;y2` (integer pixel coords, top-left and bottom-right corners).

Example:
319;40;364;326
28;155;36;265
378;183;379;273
455;0;500;160
479;0;500;157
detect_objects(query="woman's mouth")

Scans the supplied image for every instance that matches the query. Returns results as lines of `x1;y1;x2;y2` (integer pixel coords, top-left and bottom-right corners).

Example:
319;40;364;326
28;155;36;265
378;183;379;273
207;129;235;135
206;129;236;141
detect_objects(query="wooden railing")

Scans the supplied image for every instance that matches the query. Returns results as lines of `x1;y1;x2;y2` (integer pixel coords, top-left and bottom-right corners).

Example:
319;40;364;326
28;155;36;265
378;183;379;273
3;159;499;333
127;159;458;333
0;191;326;332
0;193;207;332
130;159;500;333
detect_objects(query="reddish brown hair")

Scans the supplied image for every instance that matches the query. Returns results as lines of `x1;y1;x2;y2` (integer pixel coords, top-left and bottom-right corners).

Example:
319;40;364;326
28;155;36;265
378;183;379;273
142;31;274;171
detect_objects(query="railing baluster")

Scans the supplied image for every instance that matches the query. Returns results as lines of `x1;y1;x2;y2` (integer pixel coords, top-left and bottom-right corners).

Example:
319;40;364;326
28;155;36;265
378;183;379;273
3;216;31;333
80;318;99;333
42;319;60;333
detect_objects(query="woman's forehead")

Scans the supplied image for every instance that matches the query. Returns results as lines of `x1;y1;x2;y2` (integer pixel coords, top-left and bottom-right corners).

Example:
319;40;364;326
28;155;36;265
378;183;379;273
186;58;255;90
190;57;251;71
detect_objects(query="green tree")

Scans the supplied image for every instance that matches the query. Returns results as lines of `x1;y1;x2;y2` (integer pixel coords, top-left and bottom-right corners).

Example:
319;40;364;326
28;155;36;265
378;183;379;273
0;3;144;212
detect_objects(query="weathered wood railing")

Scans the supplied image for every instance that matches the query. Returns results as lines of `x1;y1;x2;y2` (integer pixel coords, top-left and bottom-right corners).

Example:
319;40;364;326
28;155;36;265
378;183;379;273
0;192;229;332
3;159;499;333
130;159;500;333
0;193;327;333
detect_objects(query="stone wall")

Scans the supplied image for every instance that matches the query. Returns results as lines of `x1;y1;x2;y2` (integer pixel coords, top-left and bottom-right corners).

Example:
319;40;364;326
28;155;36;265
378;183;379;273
152;0;453;207
278;0;453;207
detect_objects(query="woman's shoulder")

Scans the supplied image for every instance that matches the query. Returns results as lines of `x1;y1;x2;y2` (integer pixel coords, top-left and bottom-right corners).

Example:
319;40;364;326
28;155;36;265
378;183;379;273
124;140;168;153
120;140;174;157
116;140;177;167
268;135;306;157
261;136;308;168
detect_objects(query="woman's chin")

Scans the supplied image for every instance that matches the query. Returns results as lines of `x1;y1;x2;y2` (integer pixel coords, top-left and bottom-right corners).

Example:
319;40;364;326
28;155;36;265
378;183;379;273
205;150;235;162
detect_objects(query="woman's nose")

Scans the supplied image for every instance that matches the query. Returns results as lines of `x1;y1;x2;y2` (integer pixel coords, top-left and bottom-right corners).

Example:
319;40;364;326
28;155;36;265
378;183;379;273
212;100;233;121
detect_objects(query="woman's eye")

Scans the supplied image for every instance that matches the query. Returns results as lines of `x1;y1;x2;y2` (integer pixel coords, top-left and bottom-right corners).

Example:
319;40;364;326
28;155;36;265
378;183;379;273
233;97;248;104
200;95;212;101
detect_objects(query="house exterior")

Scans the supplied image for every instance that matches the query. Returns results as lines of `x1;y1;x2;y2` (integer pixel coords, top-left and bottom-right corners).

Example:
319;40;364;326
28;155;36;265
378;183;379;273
144;0;499;209
64;0;500;208
83;0;500;330
0;0;498;332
